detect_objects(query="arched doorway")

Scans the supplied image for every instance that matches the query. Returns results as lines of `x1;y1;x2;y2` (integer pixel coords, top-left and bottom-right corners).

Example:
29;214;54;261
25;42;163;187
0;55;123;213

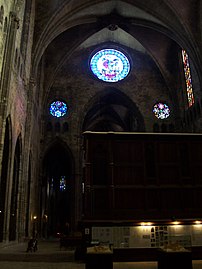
9;135;21;241
25;154;31;237
0;118;11;242
42;140;73;238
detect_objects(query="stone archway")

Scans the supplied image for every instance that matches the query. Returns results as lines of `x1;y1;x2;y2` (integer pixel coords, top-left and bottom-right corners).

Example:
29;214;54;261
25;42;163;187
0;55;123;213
82;87;145;132
0;118;11;242
41;140;74;238
9;135;21;241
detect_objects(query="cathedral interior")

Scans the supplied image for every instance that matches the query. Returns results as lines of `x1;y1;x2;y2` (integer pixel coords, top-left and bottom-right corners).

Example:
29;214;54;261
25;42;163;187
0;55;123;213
0;0;202;255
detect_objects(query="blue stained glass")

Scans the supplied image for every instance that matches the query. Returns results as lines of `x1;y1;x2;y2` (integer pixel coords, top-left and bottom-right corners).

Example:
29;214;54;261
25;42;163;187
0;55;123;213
90;49;130;82
60;176;66;191
49;101;68;118
153;103;170;119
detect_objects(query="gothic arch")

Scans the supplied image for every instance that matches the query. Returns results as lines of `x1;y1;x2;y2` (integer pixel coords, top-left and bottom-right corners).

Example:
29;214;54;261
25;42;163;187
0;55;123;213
82;87;145;132
33;1;202;109
41;138;75;237
0;116;12;242
42;138;75;170
32;0;199;78
9;134;22;241
25;153;32;237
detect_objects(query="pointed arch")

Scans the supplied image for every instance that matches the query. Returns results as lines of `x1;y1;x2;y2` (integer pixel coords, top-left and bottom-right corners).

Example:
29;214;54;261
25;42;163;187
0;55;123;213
25;153;32;237
0;116;12;242
82;87;145;132
9;134;22;241
41;138;75;237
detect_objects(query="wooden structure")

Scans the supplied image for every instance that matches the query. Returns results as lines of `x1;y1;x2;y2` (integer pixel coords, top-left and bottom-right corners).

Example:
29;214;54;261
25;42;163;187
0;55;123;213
82;131;202;221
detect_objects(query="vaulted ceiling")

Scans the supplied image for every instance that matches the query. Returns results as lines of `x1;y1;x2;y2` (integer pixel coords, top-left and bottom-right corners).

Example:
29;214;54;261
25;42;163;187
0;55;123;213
32;0;202;132
33;0;201;94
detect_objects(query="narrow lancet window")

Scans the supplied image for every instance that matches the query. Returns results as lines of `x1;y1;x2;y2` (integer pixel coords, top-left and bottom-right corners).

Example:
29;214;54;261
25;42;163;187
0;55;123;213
182;49;194;107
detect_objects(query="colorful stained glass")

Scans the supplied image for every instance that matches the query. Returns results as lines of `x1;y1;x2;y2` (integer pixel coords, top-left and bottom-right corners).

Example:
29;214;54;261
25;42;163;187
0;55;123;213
182;49;194;107
90;48;130;82
153;103;170;119
60;176;66;191
49;101;68;118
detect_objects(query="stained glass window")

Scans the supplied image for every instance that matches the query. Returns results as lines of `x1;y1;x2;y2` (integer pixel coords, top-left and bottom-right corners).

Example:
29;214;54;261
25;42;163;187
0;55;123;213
60;176;66;191
49;101;68;118
153;102;170;119
182;49;194;107
90;48;130;82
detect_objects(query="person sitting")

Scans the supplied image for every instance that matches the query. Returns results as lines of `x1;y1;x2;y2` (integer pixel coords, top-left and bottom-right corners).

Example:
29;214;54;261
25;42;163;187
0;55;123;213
26;237;38;252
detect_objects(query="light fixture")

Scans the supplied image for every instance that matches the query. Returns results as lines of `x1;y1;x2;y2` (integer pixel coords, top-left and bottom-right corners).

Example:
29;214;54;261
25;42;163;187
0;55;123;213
194;220;202;225
172;221;180;225
140;222;153;226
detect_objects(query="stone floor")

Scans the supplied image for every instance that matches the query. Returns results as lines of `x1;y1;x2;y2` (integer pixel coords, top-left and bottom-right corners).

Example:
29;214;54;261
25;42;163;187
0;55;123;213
1;261;202;269
0;240;201;269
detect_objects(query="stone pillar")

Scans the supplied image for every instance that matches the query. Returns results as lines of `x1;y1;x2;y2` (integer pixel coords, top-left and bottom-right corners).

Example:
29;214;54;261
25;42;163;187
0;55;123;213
0;11;20;242
18;78;36;240
0;11;19;180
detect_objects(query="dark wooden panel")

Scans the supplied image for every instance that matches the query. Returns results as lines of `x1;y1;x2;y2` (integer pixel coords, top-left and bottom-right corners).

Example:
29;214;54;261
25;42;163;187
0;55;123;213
113;140;144;163
157;142;178;162
92;142;109;185
83;132;202;221
146;189;160;211
114;188;145;210
194;189;202;208
178;143;191;177
114;165;144;185
160;189;182;211
190;142;202;162
181;189;195;209
192;165;202;185
157;165;180;185
145;142;156;178
92;188;109;215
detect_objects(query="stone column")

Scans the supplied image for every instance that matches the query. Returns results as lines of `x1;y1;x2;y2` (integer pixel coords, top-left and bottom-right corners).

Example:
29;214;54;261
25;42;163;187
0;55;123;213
0;11;19;242
17;77;36;240
0;11;19;181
